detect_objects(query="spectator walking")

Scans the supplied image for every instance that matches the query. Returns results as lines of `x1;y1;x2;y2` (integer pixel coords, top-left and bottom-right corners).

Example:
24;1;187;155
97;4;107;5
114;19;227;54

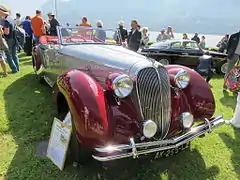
47;12;59;36
0;5;19;73
21;16;33;56
156;28;168;42
166;26;174;39
223;31;240;91
196;52;215;85
191;33;200;44
140;27;149;49
127;20;141;52
31;10;46;44
200;36;206;49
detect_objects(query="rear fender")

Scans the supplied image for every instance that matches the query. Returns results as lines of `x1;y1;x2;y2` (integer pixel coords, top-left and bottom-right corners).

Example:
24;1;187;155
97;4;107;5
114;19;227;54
56;69;108;148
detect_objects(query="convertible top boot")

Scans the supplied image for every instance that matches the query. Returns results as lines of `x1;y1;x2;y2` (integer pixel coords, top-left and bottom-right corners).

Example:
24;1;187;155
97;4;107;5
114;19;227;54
227;92;240;128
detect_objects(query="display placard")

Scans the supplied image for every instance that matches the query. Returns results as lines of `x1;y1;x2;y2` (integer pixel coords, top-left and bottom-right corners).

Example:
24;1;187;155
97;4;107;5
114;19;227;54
47;117;72;170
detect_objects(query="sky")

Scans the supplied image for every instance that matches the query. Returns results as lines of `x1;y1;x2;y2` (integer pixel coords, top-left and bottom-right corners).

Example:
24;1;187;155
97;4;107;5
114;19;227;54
1;0;48;16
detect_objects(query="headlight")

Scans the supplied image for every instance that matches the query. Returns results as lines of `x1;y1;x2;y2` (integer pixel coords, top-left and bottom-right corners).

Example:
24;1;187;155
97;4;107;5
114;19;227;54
174;69;190;89
180;112;194;129
112;74;133;98
143;120;157;138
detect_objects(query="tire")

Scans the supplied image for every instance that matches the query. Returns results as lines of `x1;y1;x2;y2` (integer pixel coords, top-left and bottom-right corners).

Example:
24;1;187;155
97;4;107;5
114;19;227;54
216;61;228;74
59;110;92;166
158;57;171;65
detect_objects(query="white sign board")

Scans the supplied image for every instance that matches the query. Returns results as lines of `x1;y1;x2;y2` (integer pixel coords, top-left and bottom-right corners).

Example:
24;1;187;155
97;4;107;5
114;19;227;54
47;117;72;170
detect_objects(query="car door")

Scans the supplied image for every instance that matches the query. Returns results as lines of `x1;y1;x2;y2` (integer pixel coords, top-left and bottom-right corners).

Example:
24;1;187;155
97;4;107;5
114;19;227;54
181;41;204;68
170;42;185;65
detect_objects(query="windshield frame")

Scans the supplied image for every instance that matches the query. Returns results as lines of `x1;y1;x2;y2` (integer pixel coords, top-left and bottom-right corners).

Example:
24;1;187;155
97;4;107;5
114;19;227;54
56;26;122;46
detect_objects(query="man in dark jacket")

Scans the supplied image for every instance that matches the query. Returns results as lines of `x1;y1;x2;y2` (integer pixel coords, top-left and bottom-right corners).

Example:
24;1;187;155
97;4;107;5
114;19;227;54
47;13;59;36
21;16;33;56
196;52;215;84
191;33;200;44
127;20;141;52
223;31;240;91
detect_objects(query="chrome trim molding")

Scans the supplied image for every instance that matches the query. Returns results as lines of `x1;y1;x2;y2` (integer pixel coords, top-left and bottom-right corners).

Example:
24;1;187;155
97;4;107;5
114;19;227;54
92;115;225;162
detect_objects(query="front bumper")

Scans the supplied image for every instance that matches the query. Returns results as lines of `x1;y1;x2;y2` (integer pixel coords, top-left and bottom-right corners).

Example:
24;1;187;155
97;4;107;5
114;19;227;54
92;115;225;162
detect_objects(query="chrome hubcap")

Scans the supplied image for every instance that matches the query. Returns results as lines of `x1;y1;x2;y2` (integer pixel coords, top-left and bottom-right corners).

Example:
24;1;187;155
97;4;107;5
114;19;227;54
221;62;228;74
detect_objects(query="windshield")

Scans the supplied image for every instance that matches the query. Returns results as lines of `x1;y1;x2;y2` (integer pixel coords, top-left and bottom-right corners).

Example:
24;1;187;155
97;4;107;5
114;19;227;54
56;26;121;45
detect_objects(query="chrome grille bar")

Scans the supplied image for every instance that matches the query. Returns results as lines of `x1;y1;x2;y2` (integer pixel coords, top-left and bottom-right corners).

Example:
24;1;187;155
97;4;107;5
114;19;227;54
136;67;171;139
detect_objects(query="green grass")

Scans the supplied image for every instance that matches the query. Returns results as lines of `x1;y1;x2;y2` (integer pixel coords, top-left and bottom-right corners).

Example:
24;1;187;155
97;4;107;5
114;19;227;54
0;53;240;180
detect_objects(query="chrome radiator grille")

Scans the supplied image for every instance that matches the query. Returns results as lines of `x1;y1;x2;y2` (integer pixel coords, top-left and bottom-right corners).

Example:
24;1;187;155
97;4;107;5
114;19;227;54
136;67;171;139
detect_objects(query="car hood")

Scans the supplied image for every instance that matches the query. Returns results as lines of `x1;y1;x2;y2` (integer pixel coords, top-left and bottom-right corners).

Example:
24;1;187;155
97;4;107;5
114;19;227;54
59;44;153;72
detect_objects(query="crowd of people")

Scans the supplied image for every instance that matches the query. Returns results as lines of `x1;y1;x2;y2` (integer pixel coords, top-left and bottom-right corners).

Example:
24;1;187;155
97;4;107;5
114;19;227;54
0;5;240;128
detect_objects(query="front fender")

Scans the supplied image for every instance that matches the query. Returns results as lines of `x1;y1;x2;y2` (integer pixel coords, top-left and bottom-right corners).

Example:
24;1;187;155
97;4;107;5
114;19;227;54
57;69;108;148
166;65;215;120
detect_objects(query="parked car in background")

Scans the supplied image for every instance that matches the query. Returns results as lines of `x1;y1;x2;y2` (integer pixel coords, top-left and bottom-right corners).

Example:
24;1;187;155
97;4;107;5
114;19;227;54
141;40;228;74
32;27;225;164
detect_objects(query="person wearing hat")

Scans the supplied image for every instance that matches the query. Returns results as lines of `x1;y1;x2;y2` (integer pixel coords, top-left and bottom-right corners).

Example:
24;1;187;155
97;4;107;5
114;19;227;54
94;20;106;41
156;28;168;42
117;21;128;43
0;5;19;73
47;12;59;36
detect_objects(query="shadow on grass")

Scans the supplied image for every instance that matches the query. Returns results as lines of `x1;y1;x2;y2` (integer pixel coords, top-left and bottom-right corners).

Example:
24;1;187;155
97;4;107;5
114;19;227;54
18;53;32;63
219;91;237;111
219;128;240;178
4;74;220;180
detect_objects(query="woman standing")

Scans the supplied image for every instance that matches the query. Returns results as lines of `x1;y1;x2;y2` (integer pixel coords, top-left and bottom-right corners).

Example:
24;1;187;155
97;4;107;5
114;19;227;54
140;27;149;49
182;33;189;40
200;36;206;49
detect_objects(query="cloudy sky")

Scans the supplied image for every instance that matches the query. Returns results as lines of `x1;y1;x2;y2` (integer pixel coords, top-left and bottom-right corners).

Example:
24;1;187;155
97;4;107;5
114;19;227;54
1;0;48;16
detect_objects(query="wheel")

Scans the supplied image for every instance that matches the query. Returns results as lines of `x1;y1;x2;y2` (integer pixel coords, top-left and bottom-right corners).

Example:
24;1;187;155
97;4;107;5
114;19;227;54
158;57;171;65
59;111;92;166
216;61;228;74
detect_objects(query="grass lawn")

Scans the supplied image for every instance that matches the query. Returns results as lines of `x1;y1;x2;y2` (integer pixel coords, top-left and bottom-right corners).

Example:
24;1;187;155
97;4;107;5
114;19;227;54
0;53;240;180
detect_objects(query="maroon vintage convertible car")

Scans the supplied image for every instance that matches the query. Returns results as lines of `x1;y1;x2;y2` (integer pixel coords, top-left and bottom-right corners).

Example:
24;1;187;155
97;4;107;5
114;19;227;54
32;27;225;163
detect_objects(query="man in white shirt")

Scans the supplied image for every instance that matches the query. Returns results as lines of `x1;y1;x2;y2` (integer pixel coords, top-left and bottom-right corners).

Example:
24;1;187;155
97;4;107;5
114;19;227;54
14;13;22;26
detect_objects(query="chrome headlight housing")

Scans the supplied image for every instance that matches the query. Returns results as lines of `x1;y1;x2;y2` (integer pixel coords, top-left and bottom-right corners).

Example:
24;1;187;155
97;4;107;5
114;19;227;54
180;112;194;129
174;69;190;89
112;74;133;98
143;120;157;138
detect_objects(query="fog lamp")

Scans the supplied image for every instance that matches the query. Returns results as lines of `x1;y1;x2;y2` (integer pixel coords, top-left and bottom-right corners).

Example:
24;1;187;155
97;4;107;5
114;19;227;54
180;112;194;129
143;120;157;138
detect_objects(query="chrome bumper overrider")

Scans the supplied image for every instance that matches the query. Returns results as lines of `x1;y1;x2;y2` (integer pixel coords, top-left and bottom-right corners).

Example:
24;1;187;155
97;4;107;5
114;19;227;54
92;115;225;162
